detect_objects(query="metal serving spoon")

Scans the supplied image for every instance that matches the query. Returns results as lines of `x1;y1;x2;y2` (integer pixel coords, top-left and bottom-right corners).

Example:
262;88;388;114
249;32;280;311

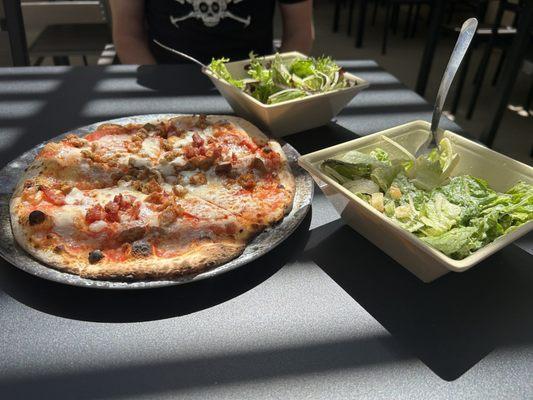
152;39;208;70
425;17;478;152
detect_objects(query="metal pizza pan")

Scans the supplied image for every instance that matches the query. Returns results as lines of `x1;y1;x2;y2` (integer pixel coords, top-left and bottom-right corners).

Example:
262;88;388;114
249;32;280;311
0;114;313;289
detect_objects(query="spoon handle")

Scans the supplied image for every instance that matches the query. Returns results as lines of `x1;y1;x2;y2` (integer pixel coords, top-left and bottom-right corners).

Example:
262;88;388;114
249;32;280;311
152;39;208;70
431;18;478;140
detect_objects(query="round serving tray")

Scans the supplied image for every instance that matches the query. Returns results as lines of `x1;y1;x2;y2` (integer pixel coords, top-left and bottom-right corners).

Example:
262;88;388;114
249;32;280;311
0;114;313;289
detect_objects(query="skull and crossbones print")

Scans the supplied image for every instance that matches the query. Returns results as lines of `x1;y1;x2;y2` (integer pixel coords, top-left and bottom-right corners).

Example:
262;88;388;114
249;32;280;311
170;0;252;28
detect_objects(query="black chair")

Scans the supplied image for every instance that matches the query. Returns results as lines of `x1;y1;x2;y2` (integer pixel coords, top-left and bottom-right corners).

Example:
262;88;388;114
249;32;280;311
1;0;30;66
0;0;12;66
27;0;113;66
339;0;428;50
449;0;521;119
381;0;431;54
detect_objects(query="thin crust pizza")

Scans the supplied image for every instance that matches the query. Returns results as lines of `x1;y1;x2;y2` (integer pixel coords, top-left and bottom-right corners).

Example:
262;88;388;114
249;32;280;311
10;115;295;280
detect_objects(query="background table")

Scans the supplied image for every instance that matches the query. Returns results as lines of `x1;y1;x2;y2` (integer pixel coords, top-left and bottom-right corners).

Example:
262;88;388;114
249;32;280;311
0;61;532;399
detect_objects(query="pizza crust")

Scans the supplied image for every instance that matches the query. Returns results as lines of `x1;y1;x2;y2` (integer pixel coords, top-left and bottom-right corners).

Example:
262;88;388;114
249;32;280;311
12;214;245;280
80;241;246;280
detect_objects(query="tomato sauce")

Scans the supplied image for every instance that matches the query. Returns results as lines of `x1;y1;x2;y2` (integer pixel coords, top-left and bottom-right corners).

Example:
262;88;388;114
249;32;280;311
41;187;66;206
104;246;129;262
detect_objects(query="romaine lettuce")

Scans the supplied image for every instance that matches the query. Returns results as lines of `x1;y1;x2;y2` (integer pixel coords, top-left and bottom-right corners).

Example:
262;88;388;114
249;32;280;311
321;136;533;260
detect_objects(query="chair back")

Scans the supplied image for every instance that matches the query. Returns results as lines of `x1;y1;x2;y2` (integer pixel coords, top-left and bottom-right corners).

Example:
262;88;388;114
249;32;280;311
99;0;112;28
0;1;13;65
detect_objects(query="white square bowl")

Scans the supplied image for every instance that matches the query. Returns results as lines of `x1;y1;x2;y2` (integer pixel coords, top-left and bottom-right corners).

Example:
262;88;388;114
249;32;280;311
298;120;533;282
203;51;369;137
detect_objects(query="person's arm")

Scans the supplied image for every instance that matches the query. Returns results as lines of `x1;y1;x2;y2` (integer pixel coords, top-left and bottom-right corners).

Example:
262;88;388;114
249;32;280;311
279;0;314;54
109;0;156;65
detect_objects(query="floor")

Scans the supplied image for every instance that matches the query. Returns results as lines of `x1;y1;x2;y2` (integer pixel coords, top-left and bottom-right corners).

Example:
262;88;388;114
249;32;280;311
3;0;532;164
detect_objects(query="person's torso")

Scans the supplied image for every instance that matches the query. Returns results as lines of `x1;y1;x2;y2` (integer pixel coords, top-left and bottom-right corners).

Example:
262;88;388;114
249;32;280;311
145;0;277;64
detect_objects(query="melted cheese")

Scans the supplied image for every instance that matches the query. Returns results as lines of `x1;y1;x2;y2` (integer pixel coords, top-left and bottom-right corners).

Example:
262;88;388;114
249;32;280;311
170;156;187;168
64;187;86;205
138;203;158;226
140;137;160;159
51;206;83;238
157;160;175;177
88;220;108;232
129;156;152;169
56;146;83;161
93;187;144;204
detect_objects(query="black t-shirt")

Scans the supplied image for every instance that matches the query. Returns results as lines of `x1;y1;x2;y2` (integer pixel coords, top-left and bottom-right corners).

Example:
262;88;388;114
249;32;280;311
145;0;306;64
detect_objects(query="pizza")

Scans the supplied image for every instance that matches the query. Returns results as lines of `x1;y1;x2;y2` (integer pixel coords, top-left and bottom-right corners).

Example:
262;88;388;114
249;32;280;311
10;115;295;280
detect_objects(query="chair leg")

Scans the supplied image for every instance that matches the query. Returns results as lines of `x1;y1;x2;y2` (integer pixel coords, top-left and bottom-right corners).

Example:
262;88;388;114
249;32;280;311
82;55;88;66
347;0;356;35
410;3;421;38
371;0;379;26
33;56;44;66
382;1;391;54
333;0;342;32
426;2;433;26
404;2;414;38
491;49;506;86
451;47;473;115
355;0;369;48
446;1;455;24
467;46;492;119
525;79;533;112
392;3;399;35
473;43;492;85
475;0;505;85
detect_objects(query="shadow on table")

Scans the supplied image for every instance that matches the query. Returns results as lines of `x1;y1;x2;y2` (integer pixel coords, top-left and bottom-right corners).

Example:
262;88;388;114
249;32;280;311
304;219;533;381
136;64;215;94
0;211;311;323
284;122;361;155
0;333;410;399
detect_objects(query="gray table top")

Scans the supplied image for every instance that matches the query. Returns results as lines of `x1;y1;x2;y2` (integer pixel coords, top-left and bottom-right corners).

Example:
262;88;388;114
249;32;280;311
0;61;532;400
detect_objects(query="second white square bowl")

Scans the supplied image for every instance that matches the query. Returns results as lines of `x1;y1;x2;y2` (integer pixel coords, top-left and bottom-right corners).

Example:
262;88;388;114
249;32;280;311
203;52;369;137
298;120;533;282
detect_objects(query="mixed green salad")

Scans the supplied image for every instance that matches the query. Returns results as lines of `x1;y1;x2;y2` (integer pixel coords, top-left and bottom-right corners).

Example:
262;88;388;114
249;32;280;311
208;53;353;105
321;136;533;260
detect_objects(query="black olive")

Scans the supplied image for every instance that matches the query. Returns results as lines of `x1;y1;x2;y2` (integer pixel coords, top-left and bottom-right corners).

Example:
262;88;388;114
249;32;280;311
132;240;152;257
143;123;156;131
28;210;46;225
88;250;104;264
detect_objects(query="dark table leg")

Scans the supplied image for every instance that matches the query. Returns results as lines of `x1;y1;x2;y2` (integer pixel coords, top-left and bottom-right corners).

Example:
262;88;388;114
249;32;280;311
415;0;445;97
3;0;29;66
355;0;368;48
480;2;533;147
